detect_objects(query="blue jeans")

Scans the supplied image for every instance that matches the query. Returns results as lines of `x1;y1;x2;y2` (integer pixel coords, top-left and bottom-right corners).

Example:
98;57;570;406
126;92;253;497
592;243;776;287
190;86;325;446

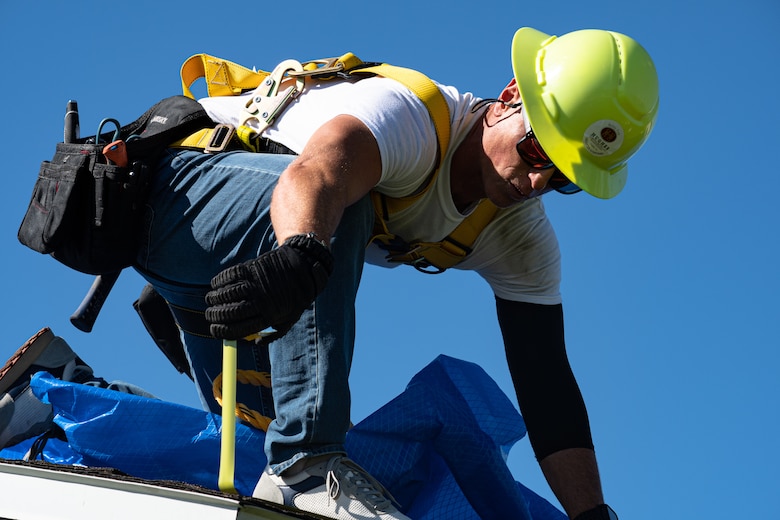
135;149;374;473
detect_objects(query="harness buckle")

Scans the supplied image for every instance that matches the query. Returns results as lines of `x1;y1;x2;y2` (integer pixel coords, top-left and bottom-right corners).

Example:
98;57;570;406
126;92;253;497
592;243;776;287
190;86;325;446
411;256;446;274
376;238;449;274
205;124;236;153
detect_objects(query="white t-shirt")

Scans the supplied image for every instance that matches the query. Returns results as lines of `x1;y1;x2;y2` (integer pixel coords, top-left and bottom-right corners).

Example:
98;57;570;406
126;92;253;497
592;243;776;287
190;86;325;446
199;76;561;305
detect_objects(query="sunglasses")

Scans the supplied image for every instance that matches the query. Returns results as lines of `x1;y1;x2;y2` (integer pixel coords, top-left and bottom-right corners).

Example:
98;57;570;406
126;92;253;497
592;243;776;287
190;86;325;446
516;130;581;195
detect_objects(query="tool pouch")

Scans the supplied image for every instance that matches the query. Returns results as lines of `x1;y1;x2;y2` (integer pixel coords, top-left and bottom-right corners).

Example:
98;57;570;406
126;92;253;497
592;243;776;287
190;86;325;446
18;95;214;275
133;284;193;379
18;144;148;274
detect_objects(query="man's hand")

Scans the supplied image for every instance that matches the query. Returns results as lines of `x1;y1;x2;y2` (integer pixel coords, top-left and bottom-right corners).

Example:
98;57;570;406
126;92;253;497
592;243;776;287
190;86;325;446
205;233;334;340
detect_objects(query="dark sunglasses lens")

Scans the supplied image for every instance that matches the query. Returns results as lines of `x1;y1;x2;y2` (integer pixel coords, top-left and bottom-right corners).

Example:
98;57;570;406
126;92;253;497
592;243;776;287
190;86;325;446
516;135;554;169
518;131;582;195
549;170;581;194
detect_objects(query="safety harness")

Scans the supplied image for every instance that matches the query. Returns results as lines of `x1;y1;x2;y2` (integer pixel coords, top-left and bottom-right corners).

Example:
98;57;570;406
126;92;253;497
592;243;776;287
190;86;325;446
146;54;503;430
175;52;499;273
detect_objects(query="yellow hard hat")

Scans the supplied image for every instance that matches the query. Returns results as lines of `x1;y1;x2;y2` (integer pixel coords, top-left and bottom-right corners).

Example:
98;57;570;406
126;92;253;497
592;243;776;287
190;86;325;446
511;27;659;199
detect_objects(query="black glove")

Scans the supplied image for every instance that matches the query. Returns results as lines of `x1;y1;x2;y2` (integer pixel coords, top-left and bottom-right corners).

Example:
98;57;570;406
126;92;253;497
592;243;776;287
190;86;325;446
205;233;334;340
573;505;618;520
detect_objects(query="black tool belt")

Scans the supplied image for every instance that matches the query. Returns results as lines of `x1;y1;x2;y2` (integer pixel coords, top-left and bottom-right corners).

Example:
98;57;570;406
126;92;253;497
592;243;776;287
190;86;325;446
167;301;213;339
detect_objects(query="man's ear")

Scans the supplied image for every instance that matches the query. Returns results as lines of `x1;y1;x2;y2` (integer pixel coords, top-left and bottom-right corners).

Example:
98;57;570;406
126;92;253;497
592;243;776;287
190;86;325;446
499;78;521;104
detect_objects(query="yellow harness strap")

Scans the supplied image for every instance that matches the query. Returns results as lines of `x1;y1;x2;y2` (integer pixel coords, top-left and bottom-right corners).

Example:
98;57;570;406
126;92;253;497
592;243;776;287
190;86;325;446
180;54;268;99
171;126;219;150
371;196;499;273
352;64;450;169
353;63;451;216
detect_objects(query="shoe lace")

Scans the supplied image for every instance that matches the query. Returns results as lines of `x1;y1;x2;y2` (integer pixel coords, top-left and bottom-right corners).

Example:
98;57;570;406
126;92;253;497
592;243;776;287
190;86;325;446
324;457;398;512
24;426;67;461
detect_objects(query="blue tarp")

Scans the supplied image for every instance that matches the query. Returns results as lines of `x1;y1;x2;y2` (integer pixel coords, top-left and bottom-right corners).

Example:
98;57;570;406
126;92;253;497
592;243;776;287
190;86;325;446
0;355;565;520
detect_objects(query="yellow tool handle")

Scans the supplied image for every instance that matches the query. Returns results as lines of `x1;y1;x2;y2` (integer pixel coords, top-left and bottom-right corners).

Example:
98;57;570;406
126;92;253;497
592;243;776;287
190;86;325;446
218;339;238;493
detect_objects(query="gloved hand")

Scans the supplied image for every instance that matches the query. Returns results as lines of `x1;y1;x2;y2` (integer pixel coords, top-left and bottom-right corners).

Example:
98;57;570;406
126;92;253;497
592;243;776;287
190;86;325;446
205;233;334;340
573;505;618;520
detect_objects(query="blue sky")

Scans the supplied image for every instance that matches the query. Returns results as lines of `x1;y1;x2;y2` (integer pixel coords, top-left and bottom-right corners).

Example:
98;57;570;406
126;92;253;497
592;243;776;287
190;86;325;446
2;1;778;518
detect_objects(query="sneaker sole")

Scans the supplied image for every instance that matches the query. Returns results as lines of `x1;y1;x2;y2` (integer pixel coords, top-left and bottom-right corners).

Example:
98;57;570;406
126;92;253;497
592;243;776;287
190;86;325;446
0;328;55;395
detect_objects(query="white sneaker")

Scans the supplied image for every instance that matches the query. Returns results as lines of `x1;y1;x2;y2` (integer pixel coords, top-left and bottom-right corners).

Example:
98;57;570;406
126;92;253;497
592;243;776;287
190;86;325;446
252;455;410;520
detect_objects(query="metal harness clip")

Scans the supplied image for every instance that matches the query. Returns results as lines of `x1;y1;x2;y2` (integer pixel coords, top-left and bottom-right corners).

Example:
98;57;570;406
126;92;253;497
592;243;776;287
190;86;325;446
238;59;306;134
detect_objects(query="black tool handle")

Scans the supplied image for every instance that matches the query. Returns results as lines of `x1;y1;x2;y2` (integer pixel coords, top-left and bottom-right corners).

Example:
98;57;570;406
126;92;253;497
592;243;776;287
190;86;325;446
64;100;79;143
70;271;121;333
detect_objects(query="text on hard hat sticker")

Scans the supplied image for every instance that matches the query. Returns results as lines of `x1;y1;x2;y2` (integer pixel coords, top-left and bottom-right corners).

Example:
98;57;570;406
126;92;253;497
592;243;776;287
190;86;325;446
583;120;624;157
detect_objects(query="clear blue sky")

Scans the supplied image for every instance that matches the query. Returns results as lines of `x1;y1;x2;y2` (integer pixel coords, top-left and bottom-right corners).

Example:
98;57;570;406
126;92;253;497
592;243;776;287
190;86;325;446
2;1;778;518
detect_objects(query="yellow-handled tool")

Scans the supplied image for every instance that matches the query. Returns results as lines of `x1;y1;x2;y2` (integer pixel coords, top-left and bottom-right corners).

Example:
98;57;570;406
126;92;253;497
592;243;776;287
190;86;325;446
218;339;238;493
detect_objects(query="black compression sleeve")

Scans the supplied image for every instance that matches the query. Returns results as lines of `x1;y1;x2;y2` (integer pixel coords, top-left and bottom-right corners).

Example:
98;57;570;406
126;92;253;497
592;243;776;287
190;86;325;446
496;297;594;460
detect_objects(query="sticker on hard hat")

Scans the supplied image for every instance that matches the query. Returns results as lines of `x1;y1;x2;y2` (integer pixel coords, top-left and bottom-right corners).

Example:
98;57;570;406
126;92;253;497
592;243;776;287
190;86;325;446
583;120;624;157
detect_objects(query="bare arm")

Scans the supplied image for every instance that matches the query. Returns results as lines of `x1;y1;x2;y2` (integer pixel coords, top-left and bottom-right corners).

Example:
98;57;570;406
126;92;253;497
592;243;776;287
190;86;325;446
270;114;382;245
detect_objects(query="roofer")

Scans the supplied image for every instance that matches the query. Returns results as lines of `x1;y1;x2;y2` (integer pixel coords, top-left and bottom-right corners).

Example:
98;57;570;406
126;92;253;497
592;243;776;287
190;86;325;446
134;27;659;520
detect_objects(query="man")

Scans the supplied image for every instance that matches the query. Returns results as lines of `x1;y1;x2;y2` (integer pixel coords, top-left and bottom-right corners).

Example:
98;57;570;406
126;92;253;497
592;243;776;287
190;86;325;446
135;27;658;520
